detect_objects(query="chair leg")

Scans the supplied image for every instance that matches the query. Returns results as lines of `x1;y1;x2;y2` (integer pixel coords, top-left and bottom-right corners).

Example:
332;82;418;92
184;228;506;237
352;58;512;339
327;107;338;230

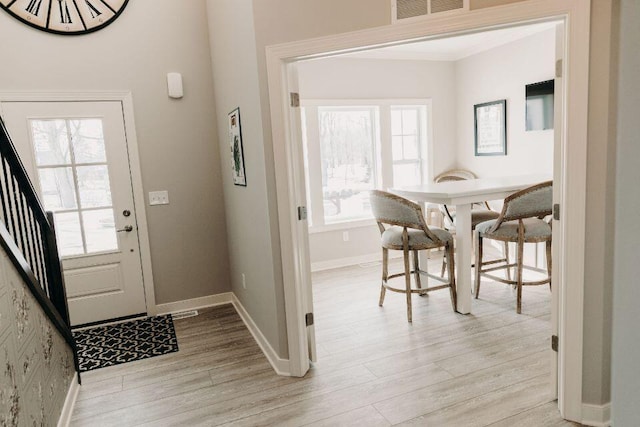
516;236;525;314
413;250;423;293
441;252;447;277
447;242;457;311
403;246;413;322
504;242;512;281
475;234;483;299
546;239;552;290
379;248;388;306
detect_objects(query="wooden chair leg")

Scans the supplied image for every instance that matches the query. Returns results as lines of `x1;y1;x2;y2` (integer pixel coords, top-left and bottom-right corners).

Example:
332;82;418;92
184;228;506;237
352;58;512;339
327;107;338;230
441;252;447;277
475;234;483;299
379;248;388;306
546;239;552;290
447;242;457;311
413;250;423;292
404;246;412;322
504;242;512;281
516;228;525;314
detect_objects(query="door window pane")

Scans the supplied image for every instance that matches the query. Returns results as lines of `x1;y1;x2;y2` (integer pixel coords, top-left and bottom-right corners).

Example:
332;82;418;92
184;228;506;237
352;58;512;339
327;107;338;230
83;209;118;253
391;106;424;187
70;119;107;163
318;107;377;224
77;165;113;208
54;212;84;257
38;168;78;211
30;118;119;257
30;120;71;166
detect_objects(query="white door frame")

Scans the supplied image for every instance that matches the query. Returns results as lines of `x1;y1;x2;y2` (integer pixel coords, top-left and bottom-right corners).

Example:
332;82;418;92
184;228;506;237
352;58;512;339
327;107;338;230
0;91;157;317
266;0;589;422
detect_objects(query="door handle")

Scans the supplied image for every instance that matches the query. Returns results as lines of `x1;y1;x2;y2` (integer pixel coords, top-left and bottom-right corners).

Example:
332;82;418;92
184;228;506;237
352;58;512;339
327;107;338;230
117;225;134;233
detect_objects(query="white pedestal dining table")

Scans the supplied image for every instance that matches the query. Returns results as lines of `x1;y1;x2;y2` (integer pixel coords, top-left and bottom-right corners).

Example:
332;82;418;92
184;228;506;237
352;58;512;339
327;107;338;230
390;173;551;314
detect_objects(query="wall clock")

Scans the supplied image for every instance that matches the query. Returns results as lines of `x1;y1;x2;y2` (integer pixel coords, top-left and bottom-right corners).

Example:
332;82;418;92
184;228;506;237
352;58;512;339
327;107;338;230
0;0;129;35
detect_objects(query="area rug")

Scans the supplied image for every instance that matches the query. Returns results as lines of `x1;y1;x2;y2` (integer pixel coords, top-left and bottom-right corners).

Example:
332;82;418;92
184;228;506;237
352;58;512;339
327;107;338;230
73;315;179;372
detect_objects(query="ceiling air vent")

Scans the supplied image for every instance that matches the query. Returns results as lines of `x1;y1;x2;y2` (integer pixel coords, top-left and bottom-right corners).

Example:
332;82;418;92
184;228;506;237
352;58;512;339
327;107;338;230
392;0;468;22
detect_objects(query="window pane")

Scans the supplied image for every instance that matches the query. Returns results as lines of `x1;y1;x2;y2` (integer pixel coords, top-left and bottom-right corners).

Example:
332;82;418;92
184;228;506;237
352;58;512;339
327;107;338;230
403;135;418;159
391;110;402;135
401;109;418;135
38;168;77;211
318;108;376;223
392;136;403;161
30;120;71;166
70;119;107;164
77;165;113;208
393;163;421;187
82;209;118;253
54;212;84;257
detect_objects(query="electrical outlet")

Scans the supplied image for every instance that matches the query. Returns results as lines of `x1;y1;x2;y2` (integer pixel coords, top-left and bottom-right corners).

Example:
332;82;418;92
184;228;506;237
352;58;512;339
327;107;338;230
342;231;349;242
242;273;246;289
149;191;169;206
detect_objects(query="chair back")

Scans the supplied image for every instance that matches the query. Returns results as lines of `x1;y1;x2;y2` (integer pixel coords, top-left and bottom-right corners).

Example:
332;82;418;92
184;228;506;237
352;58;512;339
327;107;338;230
370;190;442;243
434;169;476;183
493;181;553;228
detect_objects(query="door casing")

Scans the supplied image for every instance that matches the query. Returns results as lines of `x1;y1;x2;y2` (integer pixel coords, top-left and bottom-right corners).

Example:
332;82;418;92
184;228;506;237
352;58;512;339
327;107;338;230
265;0;590;423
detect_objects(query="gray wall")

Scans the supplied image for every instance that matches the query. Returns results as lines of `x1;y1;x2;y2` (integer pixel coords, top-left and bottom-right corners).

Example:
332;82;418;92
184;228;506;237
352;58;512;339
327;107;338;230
0;0;231;305
0;247;76;425
611;0;639;423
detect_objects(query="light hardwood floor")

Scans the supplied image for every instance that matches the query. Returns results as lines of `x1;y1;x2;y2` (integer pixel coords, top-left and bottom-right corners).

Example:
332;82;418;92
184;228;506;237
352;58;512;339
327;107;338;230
70;251;580;426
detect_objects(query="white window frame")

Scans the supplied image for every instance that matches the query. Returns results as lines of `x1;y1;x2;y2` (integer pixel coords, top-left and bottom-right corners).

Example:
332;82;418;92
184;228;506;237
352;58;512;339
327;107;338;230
302;98;433;233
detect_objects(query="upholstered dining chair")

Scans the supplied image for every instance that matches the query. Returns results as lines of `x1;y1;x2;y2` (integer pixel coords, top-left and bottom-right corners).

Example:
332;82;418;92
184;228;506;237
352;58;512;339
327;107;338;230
432;169;509;279
474;180;553;313
370;190;457;322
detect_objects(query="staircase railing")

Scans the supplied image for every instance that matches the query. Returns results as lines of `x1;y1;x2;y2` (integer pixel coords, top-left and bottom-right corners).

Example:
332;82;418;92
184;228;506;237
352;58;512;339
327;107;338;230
0;116;78;374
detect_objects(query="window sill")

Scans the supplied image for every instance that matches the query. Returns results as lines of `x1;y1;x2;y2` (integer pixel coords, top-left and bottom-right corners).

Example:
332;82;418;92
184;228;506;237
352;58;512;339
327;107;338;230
308;219;376;234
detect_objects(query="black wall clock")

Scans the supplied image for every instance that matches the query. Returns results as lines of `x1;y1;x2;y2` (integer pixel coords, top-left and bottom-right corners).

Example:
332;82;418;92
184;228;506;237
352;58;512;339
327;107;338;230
0;0;129;35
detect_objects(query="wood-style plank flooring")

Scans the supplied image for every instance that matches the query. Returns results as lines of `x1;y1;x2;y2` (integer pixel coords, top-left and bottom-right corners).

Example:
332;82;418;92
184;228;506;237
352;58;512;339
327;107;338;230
71;251;579;426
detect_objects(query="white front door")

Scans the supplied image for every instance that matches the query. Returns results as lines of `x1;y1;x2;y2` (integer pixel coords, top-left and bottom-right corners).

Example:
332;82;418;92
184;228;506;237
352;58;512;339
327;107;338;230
1;101;147;326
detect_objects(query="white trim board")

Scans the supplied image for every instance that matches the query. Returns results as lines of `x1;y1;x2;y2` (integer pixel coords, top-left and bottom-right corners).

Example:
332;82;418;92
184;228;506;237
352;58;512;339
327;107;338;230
265;0;589;422
155;293;233;315
57;373;80;427
581;403;611;427
231;294;291;376
311;251;403;272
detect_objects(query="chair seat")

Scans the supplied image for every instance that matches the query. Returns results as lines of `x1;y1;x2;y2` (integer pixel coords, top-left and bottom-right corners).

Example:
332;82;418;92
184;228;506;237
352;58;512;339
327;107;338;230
445;209;500;230
476;217;551;242
381;226;453;250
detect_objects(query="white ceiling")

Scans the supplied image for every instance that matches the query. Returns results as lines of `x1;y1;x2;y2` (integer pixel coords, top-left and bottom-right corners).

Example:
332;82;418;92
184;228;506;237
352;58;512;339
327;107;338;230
342;21;559;62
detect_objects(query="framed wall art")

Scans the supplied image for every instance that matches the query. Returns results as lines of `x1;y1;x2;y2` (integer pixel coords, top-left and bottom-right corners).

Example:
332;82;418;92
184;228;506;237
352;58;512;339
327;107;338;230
228;107;247;186
474;99;507;156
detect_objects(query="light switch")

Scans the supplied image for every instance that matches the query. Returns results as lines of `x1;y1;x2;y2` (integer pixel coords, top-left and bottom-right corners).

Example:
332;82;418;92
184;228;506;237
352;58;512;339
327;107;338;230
149;191;169;206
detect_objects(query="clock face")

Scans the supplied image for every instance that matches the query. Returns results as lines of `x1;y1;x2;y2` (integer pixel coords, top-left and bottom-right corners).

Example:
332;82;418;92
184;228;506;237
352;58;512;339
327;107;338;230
0;0;129;35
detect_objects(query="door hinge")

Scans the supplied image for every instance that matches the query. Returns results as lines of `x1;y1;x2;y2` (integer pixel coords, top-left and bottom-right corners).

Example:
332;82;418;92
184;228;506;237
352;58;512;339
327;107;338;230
551;334;559;352
305;312;314;327
555;59;563;78
553;203;560;221
297;206;307;221
290;92;300;108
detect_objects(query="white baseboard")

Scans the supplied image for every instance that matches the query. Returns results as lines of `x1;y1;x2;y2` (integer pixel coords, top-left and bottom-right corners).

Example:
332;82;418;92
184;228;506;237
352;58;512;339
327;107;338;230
231;293;290;376
155;292;233;315
582;402;611;427
311;251;404;272
57;373;80;427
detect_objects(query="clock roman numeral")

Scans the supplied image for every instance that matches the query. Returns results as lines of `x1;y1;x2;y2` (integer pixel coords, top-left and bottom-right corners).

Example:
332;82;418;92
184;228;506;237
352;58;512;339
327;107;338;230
85;0;101;18
25;0;42;15
57;0;72;24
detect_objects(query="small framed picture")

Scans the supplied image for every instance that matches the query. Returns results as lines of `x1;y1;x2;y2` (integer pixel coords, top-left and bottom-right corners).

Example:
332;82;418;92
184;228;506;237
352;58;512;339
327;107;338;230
474;100;507;156
228;107;247;186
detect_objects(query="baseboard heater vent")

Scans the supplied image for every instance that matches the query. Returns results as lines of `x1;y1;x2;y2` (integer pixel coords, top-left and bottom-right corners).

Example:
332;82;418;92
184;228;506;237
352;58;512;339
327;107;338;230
392;0;468;22
171;310;199;320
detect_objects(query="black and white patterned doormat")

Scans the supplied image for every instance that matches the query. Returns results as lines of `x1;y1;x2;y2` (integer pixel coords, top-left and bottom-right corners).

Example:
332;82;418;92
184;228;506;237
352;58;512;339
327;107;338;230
73;315;179;372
